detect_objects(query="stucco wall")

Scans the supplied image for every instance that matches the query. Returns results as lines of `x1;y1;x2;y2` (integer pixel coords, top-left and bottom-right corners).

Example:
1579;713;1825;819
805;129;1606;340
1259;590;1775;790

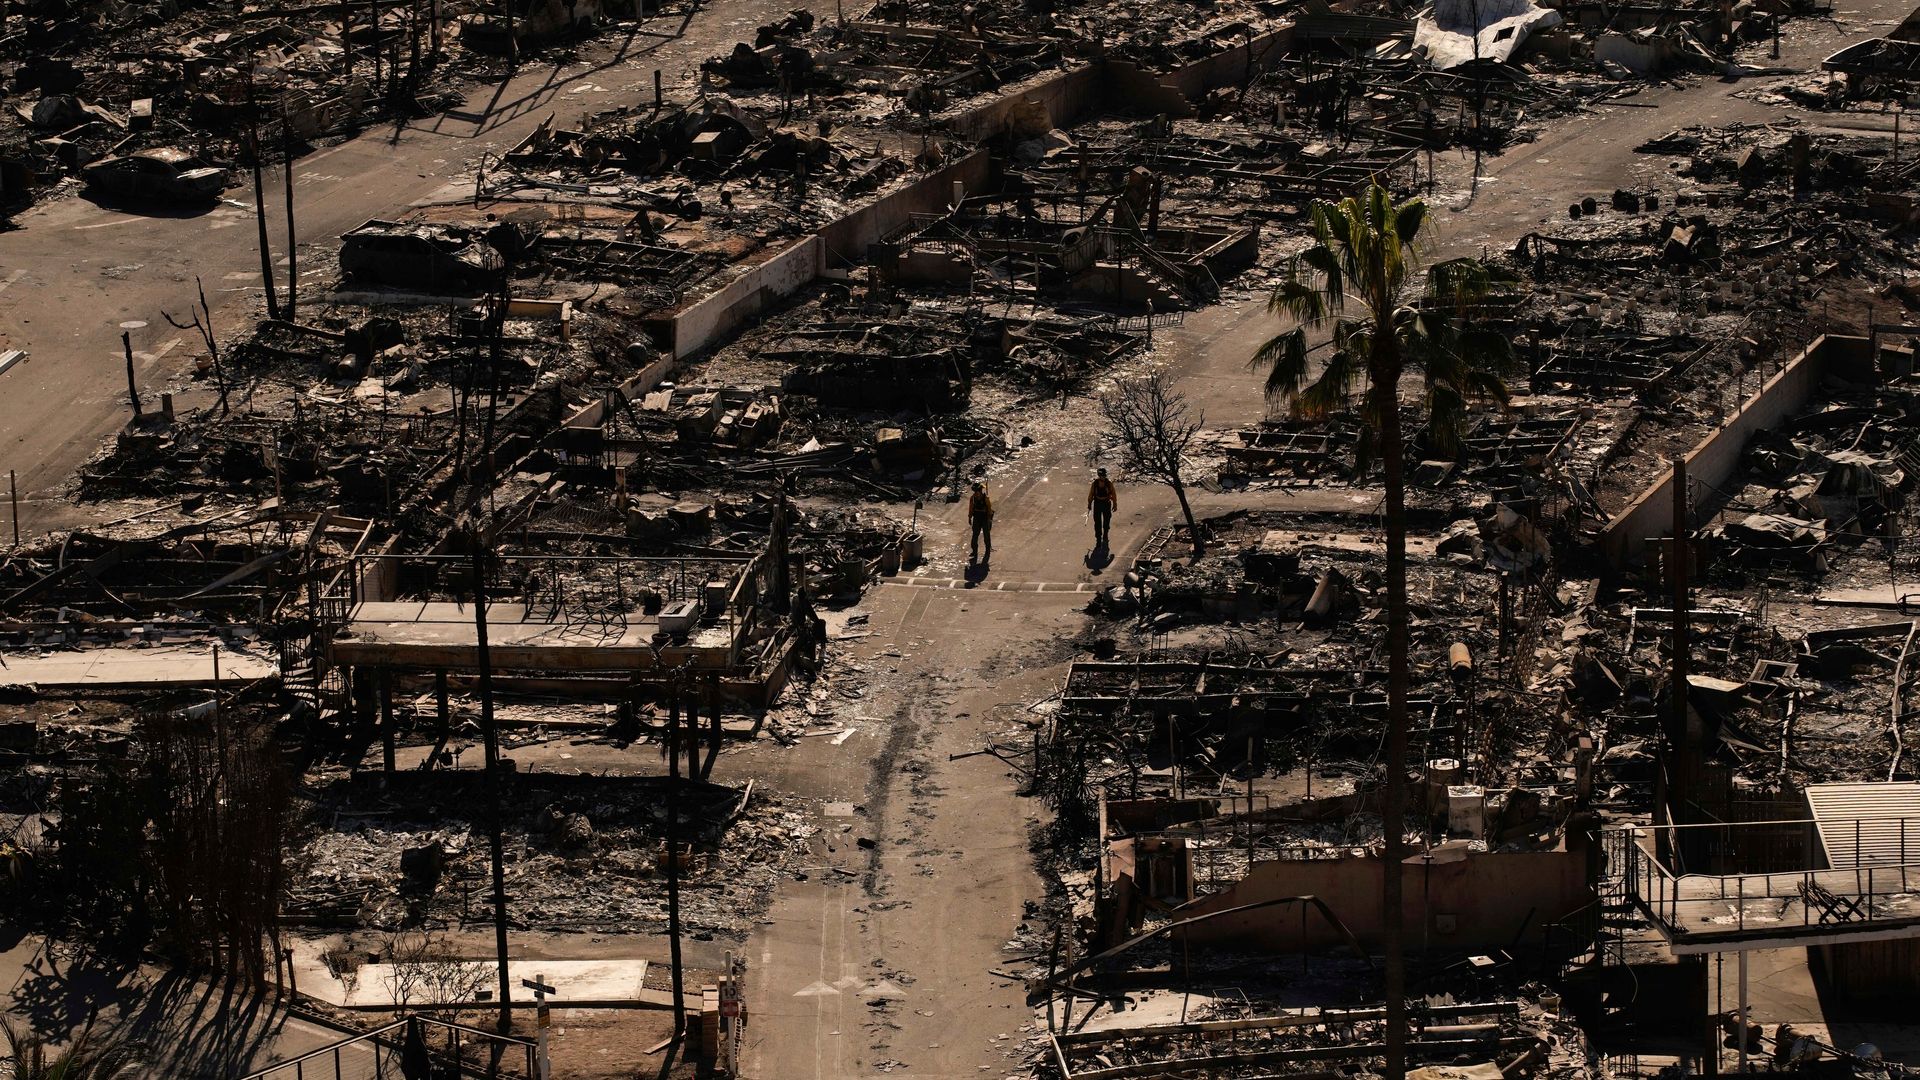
938;64;1109;143
1175;844;1591;953
941;26;1296;142
1158;25;1296;98
668;237;821;361
816;150;993;268
1602;335;1868;567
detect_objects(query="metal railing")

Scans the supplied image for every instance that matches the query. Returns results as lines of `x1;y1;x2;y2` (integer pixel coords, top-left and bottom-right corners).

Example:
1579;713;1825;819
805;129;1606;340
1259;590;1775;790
236;1016;537;1080
1612;817;1920;943
323;552;755;618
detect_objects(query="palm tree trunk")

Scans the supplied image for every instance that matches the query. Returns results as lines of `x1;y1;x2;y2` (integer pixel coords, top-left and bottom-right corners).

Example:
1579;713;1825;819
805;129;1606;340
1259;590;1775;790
1377;366;1410;1080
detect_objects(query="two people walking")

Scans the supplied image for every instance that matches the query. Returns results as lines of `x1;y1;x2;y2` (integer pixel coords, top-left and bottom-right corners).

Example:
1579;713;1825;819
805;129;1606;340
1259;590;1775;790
966;468;1116;566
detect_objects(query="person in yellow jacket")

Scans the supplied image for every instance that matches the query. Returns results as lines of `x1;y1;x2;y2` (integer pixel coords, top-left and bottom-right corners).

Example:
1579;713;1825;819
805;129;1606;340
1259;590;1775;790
1088;467;1117;548
968;482;993;564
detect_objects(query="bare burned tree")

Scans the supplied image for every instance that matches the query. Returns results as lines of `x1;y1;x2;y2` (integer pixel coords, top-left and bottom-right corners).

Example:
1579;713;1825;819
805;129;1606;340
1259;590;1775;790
163;277;231;417
383;931;491;1014
1098;371;1206;559
139;712;292;980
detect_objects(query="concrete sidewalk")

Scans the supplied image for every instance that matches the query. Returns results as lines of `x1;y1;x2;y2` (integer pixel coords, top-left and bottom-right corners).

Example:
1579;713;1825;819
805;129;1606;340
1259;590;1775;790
0;644;276;689
288;941;672;1010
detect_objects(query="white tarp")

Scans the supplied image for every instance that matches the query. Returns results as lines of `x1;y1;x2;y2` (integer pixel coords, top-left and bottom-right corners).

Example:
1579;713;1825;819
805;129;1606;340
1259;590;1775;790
1413;0;1563;68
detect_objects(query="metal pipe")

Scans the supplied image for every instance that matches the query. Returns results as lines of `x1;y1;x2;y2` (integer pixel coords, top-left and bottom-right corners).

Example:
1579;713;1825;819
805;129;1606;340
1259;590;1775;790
1737;949;1750;1074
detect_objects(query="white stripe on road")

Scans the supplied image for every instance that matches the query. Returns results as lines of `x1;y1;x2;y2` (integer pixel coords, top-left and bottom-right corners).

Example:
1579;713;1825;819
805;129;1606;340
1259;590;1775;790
103;339;183;366
73;216;142;230
880;578;1098;593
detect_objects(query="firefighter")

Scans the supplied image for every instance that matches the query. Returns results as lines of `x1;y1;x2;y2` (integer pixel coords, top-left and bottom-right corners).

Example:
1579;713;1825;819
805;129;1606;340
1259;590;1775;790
968;481;994;564
1088;467;1117;547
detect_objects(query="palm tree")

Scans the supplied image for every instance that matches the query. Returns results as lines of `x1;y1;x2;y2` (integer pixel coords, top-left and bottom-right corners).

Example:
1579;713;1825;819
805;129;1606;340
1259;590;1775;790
2;1020;143;1080
1250;181;1513;1080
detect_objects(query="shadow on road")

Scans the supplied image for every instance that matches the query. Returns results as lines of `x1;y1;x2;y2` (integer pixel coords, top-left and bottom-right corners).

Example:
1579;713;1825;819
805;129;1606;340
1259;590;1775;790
77;193;222;219
1084;544;1112;573
9;940;289;1078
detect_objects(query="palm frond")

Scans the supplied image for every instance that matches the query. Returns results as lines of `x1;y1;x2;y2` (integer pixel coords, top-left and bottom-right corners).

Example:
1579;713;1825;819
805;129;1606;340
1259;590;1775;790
1394;197;1428;253
1250;328;1312;402
1267;274;1330;324
1455;329;1518;376
2;1019;143;1080
1424;380;1468;457
1459;366;1514;408
1251;182;1516;463
1298;348;1360;419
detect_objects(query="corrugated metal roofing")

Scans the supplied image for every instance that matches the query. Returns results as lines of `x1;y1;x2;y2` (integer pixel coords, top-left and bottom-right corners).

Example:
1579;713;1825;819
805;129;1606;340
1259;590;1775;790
1807;782;1920;868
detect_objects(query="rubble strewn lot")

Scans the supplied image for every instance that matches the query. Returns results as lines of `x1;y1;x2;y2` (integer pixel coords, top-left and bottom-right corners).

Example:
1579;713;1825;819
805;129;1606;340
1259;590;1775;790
0;1;685;217
11;0;1920;1075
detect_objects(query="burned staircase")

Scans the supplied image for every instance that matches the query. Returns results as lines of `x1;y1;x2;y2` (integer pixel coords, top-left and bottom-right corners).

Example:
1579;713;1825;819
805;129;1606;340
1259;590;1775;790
1543;832;1647;1075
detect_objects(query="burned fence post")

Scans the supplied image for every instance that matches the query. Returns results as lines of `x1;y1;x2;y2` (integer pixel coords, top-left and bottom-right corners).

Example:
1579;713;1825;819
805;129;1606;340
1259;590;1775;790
121;331;141;418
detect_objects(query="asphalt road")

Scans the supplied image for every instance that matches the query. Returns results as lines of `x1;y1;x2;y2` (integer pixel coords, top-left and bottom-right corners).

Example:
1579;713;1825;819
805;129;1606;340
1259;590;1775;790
0;0;831;536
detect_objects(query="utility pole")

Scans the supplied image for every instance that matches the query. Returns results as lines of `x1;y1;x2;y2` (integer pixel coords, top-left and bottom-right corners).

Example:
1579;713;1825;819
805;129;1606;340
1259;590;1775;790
664;677;688;1052
1660;456;1689;868
469;530;514;1031
8;470;18;547
245;58;281;322
480;289;506;489
281;104;298;322
371;0;384;96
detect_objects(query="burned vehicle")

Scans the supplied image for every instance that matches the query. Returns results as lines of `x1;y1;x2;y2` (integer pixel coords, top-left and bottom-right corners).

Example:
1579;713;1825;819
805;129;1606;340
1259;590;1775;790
338;218;512;294
81;148;227;205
